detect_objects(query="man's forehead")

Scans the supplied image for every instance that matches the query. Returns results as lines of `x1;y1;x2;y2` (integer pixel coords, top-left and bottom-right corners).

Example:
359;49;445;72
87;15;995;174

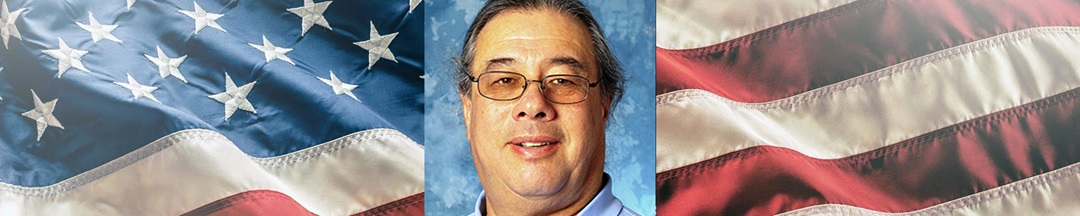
482;56;588;71
472;9;596;72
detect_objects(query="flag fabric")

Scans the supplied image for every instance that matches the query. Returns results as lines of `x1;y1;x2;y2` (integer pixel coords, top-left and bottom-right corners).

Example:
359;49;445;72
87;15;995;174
0;0;424;215
656;0;1080;215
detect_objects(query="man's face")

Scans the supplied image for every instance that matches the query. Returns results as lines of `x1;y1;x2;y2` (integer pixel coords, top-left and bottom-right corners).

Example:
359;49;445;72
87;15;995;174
461;8;610;204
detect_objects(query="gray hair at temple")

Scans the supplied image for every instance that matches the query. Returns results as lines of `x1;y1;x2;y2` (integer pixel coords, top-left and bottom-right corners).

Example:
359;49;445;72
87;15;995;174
455;0;625;110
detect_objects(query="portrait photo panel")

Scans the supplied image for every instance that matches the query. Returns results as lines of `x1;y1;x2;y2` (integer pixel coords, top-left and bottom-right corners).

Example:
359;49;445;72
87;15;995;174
424;0;656;215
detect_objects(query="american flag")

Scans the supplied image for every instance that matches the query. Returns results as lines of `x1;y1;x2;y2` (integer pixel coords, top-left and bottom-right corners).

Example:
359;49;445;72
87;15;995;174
656;0;1080;215
0;0;424;215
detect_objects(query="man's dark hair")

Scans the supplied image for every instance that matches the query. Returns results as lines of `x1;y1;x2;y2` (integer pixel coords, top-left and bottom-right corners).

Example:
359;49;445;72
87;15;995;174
455;0;625;111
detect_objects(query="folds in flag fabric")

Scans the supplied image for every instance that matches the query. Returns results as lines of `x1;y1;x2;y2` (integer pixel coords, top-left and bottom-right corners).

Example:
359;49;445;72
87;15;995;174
656;0;1080;215
0;0;424;215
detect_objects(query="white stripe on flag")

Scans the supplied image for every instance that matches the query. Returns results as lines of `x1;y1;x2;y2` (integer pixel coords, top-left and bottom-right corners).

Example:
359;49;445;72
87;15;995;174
777;162;1080;216
657;27;1080;172
656;0;857;50
0;128;424;215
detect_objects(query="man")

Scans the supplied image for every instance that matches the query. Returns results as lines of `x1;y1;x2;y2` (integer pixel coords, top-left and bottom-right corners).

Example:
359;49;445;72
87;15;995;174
455;0;635;215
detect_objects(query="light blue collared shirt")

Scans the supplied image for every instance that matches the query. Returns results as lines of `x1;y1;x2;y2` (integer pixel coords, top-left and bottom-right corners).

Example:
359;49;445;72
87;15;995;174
469;174;638;216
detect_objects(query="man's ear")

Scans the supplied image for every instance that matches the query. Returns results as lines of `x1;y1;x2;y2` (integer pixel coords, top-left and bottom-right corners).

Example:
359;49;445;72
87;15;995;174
602;96;612;121
460;92;473;131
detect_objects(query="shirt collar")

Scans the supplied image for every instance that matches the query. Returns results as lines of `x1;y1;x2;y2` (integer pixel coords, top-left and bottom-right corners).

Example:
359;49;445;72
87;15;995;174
470;173;625;216
578;174;624;216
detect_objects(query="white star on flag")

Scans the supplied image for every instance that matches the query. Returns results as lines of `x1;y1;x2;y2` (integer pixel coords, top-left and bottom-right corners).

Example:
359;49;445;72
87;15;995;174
287;0;332;36
179;2;226;34
21;90;64;141
209;73;257;121
126;0;135;9
409;0;421;14
354;21;398;69
76;12;123;44
144;46;188;83
42;38;90;78
318;70;360;102
249;35;295;65
113;73;161;103
1;0;26;49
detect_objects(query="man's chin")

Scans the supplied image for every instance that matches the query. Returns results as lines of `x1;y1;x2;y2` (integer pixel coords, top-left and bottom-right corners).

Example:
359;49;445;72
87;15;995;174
502;169;570;198
508;182;565;198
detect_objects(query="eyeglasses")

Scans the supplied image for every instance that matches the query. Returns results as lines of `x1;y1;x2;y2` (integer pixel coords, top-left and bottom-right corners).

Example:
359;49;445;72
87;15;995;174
468;71;600;104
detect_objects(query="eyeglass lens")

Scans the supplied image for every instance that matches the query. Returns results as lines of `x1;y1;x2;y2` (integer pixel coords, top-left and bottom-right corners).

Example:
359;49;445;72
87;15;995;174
476;72;591;104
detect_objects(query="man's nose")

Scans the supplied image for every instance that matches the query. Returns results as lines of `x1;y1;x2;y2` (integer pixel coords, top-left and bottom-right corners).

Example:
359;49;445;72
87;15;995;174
513;82;556;121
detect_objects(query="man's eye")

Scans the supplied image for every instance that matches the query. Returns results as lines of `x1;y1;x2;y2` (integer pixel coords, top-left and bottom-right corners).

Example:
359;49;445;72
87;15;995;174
493;78;516;85
549;78;576;86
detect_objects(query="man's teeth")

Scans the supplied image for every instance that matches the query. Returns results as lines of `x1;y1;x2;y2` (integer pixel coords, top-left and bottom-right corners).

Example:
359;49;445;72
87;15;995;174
519;142;552;147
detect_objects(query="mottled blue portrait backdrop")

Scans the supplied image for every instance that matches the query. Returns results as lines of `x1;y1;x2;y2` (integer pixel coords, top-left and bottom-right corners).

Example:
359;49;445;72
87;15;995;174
423;0;656;215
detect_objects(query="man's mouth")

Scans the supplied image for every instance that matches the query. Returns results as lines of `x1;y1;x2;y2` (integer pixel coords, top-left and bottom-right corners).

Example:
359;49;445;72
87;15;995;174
508;136;560;146
507;136;560;159
517;142;554;148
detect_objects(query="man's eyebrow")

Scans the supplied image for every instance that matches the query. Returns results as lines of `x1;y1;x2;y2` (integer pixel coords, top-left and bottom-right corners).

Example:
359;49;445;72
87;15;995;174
483;58;516;70
548;57;586;71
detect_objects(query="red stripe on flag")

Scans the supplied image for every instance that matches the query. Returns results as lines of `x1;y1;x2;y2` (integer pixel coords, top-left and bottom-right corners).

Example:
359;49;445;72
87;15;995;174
352;193;424;216
657;88;1080;215
182;190;315;216
656;0;1080;102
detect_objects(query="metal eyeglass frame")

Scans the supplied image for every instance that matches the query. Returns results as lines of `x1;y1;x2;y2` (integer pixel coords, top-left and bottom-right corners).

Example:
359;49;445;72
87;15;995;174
467;71;600;104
